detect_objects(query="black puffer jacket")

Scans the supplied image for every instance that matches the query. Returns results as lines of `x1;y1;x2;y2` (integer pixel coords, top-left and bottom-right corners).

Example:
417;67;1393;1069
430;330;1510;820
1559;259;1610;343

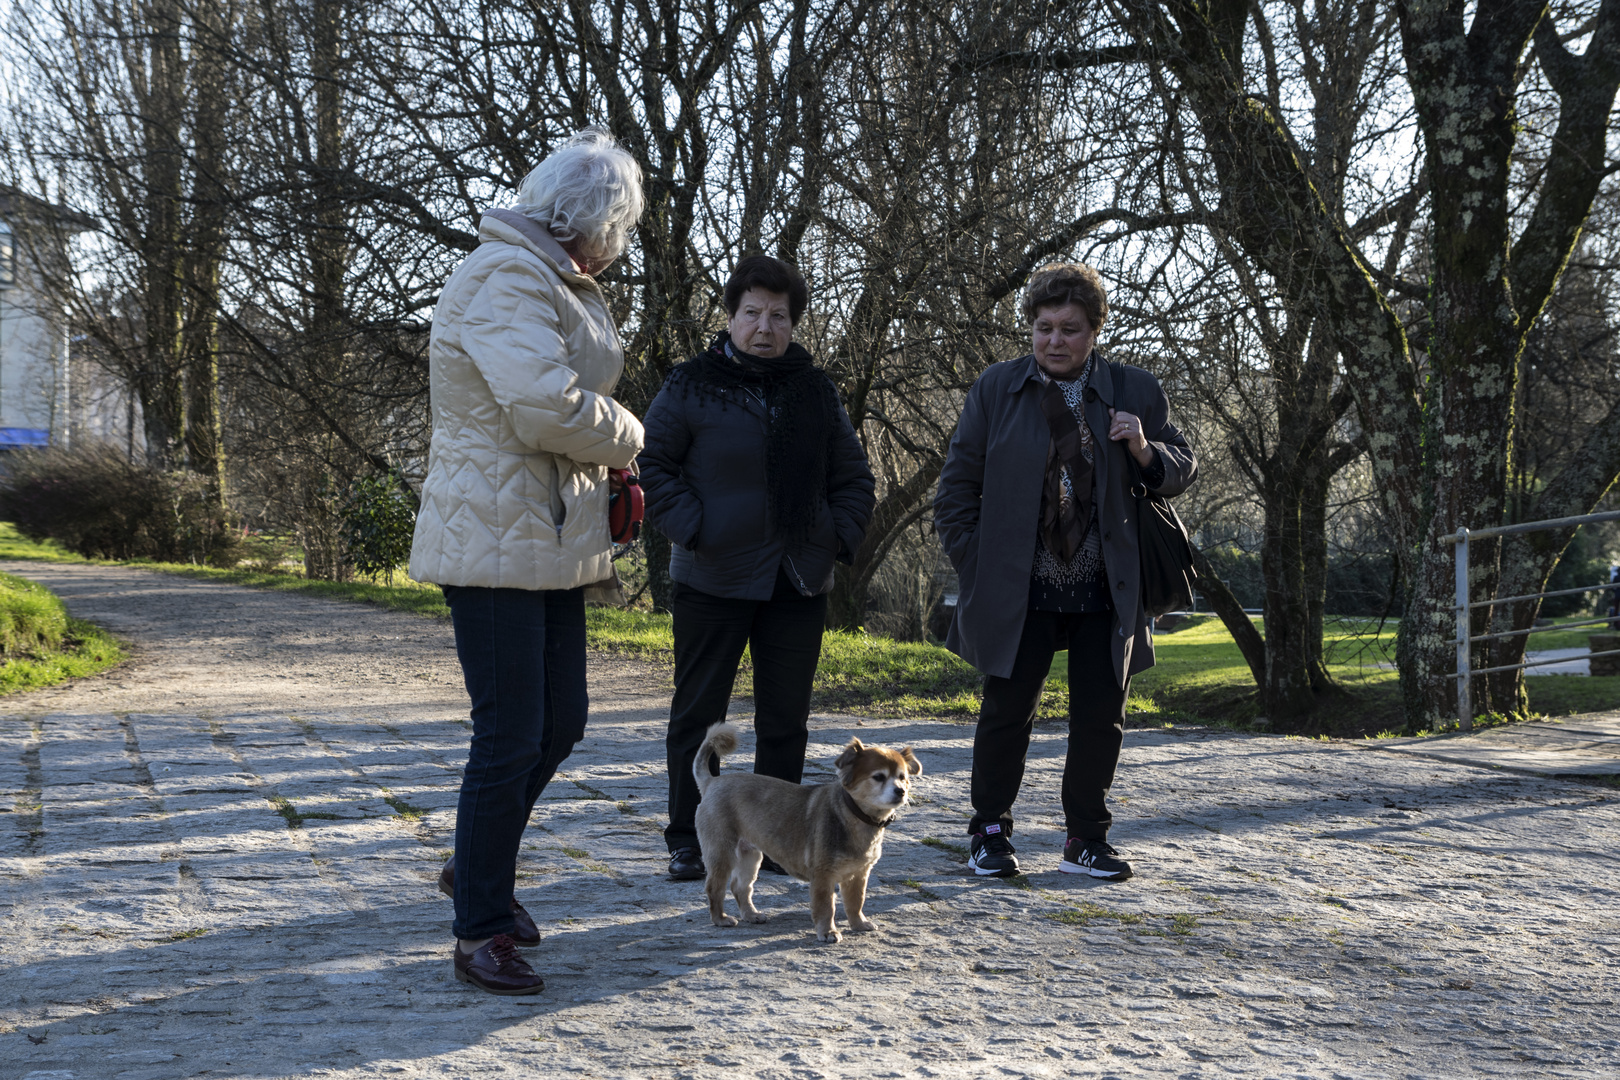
639;349;876;601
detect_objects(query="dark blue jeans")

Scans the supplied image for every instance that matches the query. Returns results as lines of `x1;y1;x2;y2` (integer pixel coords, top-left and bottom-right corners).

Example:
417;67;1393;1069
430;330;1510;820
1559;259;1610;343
443;585;587;940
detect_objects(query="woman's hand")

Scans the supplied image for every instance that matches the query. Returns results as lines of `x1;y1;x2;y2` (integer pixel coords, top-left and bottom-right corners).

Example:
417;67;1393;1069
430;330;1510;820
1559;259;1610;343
1108;408;1157;467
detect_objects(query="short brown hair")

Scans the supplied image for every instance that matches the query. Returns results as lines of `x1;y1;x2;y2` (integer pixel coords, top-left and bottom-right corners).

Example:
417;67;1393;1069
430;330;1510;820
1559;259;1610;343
724;255;810;325
1021;262;1108;329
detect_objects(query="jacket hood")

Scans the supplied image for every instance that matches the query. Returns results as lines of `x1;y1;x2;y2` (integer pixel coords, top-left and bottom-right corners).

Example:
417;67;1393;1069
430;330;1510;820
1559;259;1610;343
478;208;587;282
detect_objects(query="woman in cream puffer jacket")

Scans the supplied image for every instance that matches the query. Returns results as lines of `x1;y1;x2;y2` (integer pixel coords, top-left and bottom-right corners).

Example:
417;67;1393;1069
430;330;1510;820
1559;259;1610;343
408;212;642;587
409;130;644;997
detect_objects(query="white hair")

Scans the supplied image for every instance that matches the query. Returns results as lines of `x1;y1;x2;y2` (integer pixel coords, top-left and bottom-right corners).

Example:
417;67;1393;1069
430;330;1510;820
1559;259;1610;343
516;129;645;263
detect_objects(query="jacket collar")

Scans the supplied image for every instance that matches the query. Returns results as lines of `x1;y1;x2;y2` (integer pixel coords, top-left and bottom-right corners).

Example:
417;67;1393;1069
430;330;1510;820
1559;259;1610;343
1008;350;1113;404
479;208;588;280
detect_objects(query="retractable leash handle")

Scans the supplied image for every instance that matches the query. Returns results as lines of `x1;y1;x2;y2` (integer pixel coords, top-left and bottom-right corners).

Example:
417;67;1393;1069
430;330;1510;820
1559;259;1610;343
608;468;644;544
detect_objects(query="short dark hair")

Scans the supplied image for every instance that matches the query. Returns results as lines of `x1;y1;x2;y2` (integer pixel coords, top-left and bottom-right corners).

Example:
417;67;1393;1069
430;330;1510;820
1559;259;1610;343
1021;262;1108;329
724;255;810;325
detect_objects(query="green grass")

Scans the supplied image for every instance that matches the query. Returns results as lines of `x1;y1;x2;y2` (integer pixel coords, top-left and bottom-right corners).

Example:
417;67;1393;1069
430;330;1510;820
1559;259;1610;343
0;569;124;694
1525;614;1618;651
0;524;84;563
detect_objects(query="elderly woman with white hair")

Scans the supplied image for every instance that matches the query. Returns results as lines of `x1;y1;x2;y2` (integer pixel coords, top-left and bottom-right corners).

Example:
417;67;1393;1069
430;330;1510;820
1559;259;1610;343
408;129;646;996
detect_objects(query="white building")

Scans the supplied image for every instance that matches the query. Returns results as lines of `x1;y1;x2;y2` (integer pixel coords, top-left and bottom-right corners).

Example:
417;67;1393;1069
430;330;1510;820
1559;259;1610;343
0;191;93;451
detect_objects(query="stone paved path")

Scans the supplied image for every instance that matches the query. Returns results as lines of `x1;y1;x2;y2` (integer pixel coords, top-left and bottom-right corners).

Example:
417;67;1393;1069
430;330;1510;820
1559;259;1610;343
2;562;1618;1080
1378;712;1620;776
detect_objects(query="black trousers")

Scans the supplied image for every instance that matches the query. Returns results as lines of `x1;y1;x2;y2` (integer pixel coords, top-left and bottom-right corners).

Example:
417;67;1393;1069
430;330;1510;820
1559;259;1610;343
664;569;828;852
969;609;1128;843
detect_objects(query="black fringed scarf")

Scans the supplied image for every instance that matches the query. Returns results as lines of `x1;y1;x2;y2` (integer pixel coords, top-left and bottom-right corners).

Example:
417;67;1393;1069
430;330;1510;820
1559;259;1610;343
666;331;840;539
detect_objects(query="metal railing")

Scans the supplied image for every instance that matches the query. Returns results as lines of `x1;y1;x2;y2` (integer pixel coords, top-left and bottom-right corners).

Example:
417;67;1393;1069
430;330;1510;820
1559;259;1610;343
1441;510;1620;730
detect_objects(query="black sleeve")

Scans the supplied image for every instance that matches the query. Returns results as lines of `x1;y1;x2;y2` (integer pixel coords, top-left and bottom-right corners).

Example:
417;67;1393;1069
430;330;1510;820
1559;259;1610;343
1131;369;1195;497
934;377;990;573
637;381;704;550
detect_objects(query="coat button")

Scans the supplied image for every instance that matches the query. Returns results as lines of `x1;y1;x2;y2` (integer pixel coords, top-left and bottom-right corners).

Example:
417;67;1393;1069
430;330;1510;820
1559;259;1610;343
1104;531;1111;540
1116;581;1125;589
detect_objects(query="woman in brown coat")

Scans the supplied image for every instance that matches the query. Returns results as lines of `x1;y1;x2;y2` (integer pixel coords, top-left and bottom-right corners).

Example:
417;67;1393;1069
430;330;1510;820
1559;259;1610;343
933;263;1196;881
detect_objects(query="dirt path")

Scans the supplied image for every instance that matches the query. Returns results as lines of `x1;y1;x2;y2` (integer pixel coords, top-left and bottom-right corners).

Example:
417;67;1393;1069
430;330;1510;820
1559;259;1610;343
2;561;1617;1079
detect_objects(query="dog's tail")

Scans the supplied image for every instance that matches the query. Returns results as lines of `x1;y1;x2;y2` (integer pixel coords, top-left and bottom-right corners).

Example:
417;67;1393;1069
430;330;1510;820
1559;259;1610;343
693;721;740;797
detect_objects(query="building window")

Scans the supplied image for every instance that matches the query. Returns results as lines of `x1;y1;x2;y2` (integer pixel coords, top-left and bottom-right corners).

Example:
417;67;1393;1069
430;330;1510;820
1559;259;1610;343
0;225;12;288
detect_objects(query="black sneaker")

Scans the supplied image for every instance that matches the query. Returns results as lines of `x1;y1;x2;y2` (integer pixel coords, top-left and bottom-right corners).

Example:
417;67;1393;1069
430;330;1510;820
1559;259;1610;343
967;824;1019;877
1061;838;1133;880
668;847;705;880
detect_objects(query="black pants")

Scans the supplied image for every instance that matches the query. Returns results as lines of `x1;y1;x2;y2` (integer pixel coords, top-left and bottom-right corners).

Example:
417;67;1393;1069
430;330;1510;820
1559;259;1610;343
969;609;1127;843
443;585;588;939
664;569;828;852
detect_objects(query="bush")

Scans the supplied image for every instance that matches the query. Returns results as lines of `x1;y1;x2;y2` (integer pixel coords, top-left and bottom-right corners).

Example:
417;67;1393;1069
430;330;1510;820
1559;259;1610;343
341;472;416;583
1543;524;1610;617
1197;542;1399;616
1197;544;1264;609
0;442;240;565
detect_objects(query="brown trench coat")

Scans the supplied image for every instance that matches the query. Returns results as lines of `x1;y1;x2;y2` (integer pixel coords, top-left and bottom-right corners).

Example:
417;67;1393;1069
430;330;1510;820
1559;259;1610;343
933;354;1196;685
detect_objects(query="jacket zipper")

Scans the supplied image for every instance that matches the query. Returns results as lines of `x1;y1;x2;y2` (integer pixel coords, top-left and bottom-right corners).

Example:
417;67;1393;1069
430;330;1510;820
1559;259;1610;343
784;553;809;594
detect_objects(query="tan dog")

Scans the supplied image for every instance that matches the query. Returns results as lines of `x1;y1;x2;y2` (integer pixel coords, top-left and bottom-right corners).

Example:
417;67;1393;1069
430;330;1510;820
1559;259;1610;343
693;722;922;943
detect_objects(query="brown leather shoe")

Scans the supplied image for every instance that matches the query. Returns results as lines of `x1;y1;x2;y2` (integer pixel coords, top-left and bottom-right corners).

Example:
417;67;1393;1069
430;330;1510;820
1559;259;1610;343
438;857;541;948
453;934;544;996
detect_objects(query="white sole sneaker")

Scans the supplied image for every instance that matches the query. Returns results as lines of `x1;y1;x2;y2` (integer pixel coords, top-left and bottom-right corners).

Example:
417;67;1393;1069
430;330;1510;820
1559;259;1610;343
968;855;1019;877
1058;857;1130;879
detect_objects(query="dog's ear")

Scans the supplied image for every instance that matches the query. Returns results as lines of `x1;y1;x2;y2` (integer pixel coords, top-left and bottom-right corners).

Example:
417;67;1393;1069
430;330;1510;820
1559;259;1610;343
899;747;922;777
835;739;865;770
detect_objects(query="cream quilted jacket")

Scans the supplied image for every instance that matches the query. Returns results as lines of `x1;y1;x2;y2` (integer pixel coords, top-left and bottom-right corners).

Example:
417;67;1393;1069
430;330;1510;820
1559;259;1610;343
408;209;645;591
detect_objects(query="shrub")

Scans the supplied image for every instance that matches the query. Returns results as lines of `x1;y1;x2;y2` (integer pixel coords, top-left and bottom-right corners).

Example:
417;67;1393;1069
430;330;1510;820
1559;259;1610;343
341;472;416;583
0;442;240;565
1543;524;1610;617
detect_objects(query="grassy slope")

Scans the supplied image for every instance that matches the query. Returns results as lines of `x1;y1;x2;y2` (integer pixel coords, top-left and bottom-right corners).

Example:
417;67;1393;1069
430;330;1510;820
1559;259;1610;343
2;523;1612;729
0;568;124;694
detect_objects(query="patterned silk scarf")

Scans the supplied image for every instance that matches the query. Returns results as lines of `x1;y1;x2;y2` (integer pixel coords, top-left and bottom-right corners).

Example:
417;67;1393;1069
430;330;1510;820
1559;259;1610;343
1038;371;1094;563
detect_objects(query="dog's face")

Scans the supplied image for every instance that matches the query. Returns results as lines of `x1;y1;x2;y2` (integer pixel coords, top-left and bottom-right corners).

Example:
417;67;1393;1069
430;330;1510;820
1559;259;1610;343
835;739;923;810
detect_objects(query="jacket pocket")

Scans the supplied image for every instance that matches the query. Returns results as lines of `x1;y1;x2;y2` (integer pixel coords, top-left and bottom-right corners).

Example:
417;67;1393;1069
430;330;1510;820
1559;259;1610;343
547;456;566;531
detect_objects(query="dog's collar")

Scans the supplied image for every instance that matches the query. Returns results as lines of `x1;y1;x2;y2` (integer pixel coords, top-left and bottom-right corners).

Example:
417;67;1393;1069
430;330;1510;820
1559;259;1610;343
840;787;895;829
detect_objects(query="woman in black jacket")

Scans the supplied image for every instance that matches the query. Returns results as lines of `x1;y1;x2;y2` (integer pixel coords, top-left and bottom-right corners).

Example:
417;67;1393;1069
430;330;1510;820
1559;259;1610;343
640;255;876;880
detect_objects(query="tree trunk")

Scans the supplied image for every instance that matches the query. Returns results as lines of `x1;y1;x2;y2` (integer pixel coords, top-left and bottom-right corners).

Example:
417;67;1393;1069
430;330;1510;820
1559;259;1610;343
1301;464;1334;693
644;526;675;613
296;0;352;582
1391;0;1541;728
138;0;189;469
184;0;228;505
1259;481;1317;720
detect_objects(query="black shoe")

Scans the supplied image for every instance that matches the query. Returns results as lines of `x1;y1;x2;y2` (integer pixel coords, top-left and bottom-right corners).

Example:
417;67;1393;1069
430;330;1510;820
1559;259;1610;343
668;847;706;880
1060;838;1133;880
759;855;788;876
967;824;1019;877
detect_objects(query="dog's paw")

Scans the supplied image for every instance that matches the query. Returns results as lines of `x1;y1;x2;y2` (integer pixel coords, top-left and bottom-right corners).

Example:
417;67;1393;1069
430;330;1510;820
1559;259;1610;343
816;929;843;944
712;914;738;928
850;917;877;932
745;911;770;924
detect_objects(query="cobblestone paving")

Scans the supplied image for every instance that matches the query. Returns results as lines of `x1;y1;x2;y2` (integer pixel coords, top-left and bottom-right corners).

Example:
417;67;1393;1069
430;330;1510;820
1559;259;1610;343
2;562;1618;1080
